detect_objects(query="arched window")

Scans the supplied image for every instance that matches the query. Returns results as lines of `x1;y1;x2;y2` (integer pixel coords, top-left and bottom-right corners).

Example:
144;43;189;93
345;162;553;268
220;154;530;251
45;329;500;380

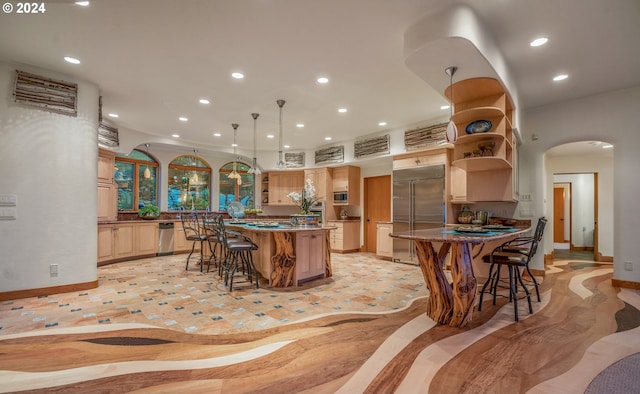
219;161;254;210
168;155;211;210
114;149;158;211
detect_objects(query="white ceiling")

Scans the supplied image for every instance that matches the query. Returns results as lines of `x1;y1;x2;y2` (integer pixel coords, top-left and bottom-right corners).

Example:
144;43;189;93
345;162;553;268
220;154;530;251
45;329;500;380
1;0;638;159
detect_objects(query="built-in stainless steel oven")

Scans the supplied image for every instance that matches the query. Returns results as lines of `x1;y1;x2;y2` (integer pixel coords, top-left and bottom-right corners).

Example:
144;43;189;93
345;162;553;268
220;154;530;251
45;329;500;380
333;191;348;205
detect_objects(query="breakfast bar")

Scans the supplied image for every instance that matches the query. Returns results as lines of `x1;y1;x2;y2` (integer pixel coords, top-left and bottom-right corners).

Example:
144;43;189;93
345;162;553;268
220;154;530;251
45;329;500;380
225;222;336;288
390;225;530;327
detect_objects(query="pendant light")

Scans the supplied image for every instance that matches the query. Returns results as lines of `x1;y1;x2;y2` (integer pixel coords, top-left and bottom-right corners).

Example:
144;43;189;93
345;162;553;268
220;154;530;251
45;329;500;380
228;123;242;185
191;149;199;183
247;113;261;175
445;66;458;143
143;143;152;179
276;99;286;169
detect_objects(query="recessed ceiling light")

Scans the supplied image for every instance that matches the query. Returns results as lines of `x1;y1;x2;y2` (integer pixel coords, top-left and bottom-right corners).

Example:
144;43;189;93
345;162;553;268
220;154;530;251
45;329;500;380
284;144;290;149
338;108;347;113
64;56;80;64
530;37;548;47
231;72;244;79
199;98;210;104
317;77;329;84
378;122;387;126
267;134;274;139
178;116;188;122
75;1;90;6
108;113;119;118
324;137;332;141
602;144;614;149
213;133;221;137
553;74;568;81
231;143;238;147
296;123;304;128
171;134;180;138
441;105;450;110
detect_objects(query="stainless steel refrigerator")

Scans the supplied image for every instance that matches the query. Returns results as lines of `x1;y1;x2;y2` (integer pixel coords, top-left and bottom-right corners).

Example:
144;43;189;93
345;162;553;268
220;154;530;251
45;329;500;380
392;164;446;265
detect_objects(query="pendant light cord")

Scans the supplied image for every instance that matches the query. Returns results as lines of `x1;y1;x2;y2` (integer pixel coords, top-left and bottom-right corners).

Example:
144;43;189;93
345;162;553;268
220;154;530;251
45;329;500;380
250;113;261;174
277;99;285;168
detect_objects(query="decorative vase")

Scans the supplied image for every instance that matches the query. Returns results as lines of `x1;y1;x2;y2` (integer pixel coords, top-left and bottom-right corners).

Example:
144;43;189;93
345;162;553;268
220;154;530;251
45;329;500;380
290;214;319;226
457;206;475;224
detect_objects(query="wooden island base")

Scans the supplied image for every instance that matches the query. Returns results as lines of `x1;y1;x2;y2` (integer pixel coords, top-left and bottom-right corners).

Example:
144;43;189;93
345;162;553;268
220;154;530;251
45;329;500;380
391;226;530;327
227;223;335;288
271;232;296;287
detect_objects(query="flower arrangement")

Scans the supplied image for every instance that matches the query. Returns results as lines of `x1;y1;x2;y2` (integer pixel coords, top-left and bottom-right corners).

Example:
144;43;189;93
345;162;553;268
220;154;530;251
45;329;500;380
288;178;319;214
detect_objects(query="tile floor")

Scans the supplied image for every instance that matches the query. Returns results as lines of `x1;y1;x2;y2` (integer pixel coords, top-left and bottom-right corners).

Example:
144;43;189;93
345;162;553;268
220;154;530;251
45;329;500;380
0;253;427;336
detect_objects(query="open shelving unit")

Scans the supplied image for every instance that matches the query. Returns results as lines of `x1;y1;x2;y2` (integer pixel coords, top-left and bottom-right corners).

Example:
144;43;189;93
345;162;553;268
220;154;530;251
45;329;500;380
445;77;518;202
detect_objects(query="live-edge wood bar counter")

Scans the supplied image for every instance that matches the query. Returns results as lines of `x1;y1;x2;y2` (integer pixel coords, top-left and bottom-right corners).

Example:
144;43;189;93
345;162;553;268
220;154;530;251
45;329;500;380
390;225;530;327
225;222;337;288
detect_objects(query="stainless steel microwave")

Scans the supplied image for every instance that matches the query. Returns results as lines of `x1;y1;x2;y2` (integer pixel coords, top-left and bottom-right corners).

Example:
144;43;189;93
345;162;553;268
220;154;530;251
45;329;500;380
333;191;348;204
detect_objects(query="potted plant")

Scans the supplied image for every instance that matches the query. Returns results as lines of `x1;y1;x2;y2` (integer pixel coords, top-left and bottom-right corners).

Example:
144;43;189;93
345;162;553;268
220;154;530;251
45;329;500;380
138;204;160;219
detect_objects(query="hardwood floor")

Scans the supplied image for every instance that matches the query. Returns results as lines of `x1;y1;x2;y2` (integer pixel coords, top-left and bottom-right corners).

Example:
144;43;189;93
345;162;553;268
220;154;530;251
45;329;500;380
0;254;638;393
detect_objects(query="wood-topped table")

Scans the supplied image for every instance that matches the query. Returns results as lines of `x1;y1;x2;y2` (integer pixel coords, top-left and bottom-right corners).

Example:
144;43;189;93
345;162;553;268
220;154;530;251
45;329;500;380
390;225;530;327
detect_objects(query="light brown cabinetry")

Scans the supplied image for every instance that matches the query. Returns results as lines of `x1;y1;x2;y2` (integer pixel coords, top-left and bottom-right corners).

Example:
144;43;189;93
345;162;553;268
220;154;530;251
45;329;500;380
268;170;304;205
98;221;159;265
304;167;332;202
445;77;517;202
98;149;117;221
295;231;326;283
328;220;360;253
376;222;393;259
392;149;449;170
332;165;360;205
135;222;159;255
450;166;468;202
98;222;135;264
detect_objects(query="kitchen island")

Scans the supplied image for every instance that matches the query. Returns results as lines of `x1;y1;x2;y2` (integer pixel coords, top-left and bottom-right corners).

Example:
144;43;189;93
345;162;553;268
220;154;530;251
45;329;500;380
390;225;530;327
225;222;336;288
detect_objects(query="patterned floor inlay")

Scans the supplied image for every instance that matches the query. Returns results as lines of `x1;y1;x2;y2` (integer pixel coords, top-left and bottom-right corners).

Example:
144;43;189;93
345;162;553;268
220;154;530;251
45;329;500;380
1;254;639;393
0;253;425;336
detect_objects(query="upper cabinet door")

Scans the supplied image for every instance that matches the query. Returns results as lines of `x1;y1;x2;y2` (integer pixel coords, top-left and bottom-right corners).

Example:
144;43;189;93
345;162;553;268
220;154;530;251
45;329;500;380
98;149;115;184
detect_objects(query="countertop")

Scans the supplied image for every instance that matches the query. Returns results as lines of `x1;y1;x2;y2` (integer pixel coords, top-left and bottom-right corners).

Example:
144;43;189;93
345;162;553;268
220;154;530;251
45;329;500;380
226;222;337;232
390;225;530;244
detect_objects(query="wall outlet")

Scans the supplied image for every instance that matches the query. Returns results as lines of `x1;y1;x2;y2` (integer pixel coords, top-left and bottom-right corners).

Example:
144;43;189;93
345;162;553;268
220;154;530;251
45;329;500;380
50;264;59;277
624;262;633;271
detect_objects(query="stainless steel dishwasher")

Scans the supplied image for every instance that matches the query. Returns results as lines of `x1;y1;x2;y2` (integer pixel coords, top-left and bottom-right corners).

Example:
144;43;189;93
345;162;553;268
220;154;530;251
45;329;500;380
157;222;174;256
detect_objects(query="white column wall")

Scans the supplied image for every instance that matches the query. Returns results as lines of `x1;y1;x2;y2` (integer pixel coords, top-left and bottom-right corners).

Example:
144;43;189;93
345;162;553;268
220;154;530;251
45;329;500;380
0;62;99;292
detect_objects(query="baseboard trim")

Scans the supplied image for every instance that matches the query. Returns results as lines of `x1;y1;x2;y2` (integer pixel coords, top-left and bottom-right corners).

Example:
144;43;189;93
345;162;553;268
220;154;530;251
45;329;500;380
0;280;99;302
571;245;594;251
330;249;361;254
595;252;614;262
544;251;554;265
612;279;640;290
98;253;158;266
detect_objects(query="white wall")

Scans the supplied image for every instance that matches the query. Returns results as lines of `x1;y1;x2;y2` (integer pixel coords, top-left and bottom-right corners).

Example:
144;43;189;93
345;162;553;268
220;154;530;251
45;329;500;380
0;62;99;292
553;173;599;249
522;85;640;282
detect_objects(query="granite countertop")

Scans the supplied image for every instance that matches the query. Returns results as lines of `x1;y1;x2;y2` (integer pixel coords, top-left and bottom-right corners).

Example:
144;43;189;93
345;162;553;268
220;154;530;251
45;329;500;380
226;222;337;232
390;225;530;244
